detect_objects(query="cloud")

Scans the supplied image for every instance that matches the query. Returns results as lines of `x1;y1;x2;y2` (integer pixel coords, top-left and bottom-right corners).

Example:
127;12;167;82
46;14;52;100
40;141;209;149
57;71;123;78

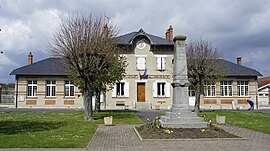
1;0;270;83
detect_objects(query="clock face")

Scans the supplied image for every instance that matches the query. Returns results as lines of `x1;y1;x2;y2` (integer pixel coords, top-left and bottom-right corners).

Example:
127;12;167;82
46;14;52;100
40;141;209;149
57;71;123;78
136;40;146;49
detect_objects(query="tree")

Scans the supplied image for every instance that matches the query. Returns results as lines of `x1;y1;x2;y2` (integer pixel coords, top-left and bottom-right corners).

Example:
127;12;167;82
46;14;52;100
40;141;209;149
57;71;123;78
186;38;223;112
49;13;126;120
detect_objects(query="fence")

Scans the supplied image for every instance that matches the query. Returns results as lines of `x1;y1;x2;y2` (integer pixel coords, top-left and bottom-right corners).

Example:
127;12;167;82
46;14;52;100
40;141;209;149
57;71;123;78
0;89;15;104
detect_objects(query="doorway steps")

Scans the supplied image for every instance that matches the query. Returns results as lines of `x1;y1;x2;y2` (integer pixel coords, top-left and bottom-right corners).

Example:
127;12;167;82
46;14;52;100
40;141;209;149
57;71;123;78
135;102;151;110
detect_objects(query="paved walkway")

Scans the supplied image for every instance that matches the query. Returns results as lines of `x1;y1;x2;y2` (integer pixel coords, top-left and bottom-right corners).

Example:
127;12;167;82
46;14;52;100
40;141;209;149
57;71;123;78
87;124;270;151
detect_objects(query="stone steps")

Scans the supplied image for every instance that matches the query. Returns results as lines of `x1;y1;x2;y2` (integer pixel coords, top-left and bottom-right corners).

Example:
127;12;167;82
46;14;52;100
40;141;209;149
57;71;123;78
135;102;150;110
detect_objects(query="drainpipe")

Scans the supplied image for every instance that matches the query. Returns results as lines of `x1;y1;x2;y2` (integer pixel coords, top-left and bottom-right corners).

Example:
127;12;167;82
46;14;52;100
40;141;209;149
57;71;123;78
15;76;18;108
255;78;258;110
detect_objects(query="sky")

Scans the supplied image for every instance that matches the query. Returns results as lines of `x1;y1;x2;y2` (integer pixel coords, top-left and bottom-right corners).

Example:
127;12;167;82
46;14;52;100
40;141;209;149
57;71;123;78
0;0;270;83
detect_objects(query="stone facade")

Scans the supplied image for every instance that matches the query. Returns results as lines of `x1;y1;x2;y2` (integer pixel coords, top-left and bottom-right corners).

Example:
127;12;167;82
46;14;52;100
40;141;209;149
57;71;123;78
15;76;84;108
200;77;258;110
106;39;174;110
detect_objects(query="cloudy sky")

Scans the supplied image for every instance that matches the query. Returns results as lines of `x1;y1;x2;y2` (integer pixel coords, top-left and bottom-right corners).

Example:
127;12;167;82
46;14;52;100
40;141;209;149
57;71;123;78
0;0;270;83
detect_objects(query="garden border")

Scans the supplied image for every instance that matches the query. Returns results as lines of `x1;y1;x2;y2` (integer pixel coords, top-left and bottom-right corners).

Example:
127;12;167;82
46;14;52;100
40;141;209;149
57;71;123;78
133;126;247;141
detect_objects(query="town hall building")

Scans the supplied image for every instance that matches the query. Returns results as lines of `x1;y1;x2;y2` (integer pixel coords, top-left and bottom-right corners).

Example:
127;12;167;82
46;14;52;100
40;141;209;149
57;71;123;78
10;26;262;110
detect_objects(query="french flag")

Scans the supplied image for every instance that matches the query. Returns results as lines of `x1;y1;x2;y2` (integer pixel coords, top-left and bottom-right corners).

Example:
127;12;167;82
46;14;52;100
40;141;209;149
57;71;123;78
142;69;147;78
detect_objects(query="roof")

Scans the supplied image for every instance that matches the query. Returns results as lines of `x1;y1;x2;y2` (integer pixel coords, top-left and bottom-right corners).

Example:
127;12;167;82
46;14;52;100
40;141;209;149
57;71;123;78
219;59;262;77
10;58;68;76
115;28;174;45
10;57;262;78
258;77;270;88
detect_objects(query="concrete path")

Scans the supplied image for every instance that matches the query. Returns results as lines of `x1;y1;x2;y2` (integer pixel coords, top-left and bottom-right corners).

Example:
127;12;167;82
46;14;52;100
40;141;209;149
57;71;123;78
87;124;270;151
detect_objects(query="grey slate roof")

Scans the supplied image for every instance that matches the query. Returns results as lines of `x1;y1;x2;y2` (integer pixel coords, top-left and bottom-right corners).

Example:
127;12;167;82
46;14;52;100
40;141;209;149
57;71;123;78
10;58;68;76
115;28;174;45
10;57;262;77
219;59;262;77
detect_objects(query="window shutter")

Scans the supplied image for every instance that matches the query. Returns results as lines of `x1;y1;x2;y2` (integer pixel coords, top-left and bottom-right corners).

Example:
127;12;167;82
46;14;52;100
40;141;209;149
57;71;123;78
162;57;166;70
153;81;157;97
112;84;116;98
165;82;171;97
136;58;140;70
157;57;161;70
124;82;129;97
100;91;104;102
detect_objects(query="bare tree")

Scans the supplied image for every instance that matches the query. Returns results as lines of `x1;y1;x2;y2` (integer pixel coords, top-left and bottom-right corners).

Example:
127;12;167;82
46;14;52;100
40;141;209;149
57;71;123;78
49;13;126;120
186;38;223;112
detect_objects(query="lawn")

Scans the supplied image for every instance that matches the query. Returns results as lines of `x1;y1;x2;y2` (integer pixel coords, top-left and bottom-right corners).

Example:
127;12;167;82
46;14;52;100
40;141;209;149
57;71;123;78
198;111;270;134
0;111;143;148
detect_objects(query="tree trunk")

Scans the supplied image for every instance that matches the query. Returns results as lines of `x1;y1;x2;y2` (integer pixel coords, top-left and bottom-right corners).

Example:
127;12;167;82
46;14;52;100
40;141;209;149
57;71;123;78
84;85;93;120
95;90;101;112
194;83;201;113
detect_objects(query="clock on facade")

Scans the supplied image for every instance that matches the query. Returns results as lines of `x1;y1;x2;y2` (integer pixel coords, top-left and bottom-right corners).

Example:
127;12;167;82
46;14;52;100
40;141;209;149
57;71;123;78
136;40;146;49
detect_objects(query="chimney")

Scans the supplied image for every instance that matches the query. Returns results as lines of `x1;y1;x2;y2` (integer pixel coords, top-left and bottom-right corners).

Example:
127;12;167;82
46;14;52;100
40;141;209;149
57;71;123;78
103;23;108;38
168;25;173;41
28;52;33;64
165;29;169;40
165;25;173;41
237;57;241;65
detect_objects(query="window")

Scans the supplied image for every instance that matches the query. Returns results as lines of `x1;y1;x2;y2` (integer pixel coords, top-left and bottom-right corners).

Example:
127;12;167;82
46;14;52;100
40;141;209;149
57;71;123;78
153;81;170;97
157;57;166;71
237;81;249;96
204;81;216;96
189;90;196;97
46;80;56;97
112;81;129;98
136;57;146;70
27;80;37;96
65;81;74;97
116;82;125;97
220;81;232;96
157;82;166;96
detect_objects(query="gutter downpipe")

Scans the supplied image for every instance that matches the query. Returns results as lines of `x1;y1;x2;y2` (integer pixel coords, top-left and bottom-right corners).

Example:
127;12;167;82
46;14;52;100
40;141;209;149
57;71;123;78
255;77;258;110
15;75;18;108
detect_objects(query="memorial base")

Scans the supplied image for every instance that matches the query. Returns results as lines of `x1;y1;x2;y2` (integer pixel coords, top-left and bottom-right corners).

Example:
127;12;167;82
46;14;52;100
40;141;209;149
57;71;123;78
160;108;207;128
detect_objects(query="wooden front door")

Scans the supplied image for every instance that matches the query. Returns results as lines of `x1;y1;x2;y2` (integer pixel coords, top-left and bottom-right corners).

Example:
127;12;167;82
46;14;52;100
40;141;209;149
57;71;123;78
137;83;145;102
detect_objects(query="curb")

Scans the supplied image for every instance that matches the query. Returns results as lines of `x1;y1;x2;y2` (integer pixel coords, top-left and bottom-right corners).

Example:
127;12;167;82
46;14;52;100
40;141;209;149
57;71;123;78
133;126;247;141
85;124;101;150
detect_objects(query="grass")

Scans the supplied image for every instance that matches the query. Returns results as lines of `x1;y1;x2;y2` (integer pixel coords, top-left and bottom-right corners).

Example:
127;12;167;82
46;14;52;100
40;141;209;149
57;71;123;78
0;111;142;148
198;111;270;134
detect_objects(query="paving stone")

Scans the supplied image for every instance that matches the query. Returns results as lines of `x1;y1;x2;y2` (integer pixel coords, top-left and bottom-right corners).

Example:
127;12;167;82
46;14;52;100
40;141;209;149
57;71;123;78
87;124;270;151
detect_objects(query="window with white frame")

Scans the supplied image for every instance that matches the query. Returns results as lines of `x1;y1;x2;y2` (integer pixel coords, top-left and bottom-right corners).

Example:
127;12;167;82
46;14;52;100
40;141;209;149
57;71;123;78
136;57;146;70
204;81;216;96
220;81;232;96
27;80;37;96
46;80;56;97
237;81;249;96
189;90;196;97
117;82;125;96
157;82;166;96
153;81;170;97
112;81;129;97
65;81;74;97
156;57;166;71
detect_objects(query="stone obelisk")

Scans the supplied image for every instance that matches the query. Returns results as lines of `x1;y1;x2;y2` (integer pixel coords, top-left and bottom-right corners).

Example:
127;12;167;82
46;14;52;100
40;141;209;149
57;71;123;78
160;35;207;128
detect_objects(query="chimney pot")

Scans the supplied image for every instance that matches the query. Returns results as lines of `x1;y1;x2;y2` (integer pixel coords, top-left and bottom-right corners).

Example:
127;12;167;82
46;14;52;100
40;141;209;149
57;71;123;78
28;52;33;65
237;57;242;65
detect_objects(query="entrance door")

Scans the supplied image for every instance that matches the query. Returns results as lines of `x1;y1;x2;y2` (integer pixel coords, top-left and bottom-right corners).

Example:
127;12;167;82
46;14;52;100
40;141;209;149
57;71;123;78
137;83;145;102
